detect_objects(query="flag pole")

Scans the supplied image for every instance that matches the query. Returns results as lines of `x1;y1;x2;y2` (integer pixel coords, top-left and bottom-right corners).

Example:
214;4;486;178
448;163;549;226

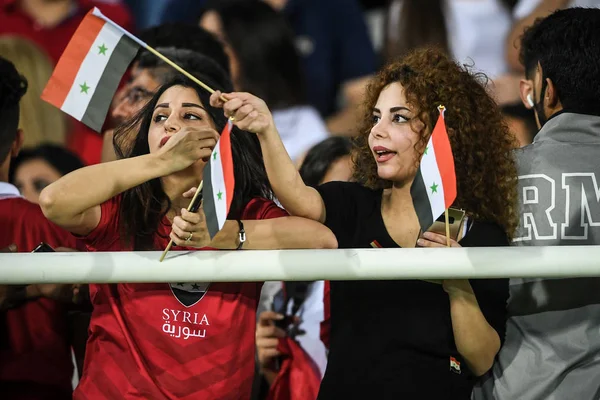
444;208;451;247
143;46;228;102
160;181;204;262
92;8;228;102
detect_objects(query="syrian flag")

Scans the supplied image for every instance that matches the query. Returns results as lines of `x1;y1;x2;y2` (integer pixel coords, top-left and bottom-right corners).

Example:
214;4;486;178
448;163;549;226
268;337;322;400
203;120;235;239
410;106;457;232
42;7;144;132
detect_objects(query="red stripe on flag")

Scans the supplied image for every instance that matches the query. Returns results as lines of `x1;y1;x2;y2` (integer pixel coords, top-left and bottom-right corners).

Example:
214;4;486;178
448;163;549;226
41;10;105;108
431;113;457;208
219;120;235;215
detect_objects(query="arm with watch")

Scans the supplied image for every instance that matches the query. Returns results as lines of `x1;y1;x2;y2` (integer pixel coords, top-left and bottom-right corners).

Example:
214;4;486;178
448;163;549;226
170;202;338;250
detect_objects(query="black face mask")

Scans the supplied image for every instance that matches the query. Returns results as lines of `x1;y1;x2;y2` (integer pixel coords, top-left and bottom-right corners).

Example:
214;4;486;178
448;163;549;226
533;78;548;128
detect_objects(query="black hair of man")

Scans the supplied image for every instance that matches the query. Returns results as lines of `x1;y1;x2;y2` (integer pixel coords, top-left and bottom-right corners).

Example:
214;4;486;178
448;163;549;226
138;23;229;74
136;47;230;88
520;7;600;115
0;56;28;161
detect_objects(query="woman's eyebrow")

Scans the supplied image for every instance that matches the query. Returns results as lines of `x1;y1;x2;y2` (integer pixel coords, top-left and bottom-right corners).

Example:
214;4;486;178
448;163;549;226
182;103;206;110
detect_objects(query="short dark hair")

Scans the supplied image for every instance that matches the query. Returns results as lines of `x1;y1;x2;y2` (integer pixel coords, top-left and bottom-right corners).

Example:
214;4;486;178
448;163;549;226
299;137;352;188
138;23;229;73
0;56;27;161
137;48;230;87
204;1;306;109
9;144;84;183
520;7;600;114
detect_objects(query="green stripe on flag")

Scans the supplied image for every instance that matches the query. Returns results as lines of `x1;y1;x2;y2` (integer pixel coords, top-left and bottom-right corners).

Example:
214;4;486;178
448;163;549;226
411;168;434;232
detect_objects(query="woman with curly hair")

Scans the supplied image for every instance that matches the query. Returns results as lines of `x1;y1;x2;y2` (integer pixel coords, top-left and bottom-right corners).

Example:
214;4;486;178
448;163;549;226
209;47;518;399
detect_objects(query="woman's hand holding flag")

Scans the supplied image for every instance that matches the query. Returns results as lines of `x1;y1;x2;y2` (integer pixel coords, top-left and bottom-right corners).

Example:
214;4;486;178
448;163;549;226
169;187;211;248
210;91;278;137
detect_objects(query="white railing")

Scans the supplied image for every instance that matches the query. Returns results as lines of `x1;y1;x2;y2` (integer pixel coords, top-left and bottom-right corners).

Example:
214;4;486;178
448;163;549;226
0;246;599;284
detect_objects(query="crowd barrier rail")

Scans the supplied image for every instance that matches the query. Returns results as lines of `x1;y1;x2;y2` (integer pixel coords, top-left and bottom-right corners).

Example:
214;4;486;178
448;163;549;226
1;246;599;284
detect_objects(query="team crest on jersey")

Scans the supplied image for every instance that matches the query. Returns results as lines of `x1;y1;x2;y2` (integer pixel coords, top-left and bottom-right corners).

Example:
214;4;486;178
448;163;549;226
169;282;210;307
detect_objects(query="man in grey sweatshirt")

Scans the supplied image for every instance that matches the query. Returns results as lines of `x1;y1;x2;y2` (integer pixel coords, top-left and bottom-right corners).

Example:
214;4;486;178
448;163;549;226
473;7;600;400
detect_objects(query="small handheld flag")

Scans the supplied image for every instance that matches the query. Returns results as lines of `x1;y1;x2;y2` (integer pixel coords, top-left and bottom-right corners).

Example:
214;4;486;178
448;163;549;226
42;7;227;132
410;106;457;237
41;8;142;132
203;120;236;239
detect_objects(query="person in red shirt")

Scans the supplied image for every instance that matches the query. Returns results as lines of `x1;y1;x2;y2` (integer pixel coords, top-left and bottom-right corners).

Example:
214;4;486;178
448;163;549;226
0;57;83;399
0;0;134;165
40;55;337;400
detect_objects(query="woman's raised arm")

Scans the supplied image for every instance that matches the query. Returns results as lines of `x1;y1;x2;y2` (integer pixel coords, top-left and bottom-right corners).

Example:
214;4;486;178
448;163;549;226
210;91;327;223
40;127;218;235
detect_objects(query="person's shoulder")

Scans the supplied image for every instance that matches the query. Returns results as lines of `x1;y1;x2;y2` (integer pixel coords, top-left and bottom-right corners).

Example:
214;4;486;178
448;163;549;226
319;181;378;201
1;197;51;222
242;197;289;220
461;220;510;247
0;197;77;249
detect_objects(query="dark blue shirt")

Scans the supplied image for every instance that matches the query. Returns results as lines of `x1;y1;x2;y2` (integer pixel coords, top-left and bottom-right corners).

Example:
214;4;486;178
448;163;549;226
284;0;377;117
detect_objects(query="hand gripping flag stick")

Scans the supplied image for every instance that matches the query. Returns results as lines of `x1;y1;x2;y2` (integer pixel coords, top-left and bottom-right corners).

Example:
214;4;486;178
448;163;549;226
159;181;204;262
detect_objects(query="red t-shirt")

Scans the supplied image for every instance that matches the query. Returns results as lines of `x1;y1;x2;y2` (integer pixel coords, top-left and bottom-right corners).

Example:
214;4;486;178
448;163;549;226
0;185;78;400
0;0;134;166
0;0;133;64
74;195;288;400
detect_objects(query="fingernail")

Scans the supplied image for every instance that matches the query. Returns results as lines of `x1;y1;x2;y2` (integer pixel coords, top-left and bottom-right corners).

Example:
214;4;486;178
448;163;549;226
275;314;284;320
8;244;17;251
417;239;425;246
181;208;186;214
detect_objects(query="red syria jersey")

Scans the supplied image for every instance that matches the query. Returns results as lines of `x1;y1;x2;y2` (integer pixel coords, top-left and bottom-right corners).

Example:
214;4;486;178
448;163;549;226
0;182;78;400
74;195;288;400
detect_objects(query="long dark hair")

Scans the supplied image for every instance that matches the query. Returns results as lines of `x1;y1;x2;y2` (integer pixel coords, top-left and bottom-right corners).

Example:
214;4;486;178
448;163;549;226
113;70;272;250
206;1;306;110
385;0;519;60
9;144;84;183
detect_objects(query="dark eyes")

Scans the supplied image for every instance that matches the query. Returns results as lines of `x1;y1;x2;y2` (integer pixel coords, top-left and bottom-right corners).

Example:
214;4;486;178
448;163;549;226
153;113;202;123
371;114;409;125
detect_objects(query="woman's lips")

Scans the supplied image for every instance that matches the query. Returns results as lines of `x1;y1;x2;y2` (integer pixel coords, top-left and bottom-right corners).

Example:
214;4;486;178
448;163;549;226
373;146;397;163
160;136;170;147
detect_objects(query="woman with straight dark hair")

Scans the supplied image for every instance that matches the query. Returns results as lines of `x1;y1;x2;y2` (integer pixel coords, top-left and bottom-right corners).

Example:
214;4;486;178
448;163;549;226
200;0;329;162
40;57;336;399
10;144;83;204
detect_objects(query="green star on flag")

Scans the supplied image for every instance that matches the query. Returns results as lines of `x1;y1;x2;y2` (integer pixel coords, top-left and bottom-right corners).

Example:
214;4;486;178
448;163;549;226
430;182;439;194
79;82;90;94
217;191;223;200
213;150;218;160
98;43;108;55
424;146;429;155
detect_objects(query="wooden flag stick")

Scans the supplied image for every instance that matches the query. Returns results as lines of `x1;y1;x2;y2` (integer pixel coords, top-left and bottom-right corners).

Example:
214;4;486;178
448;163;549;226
143;46;228;103
444;208;451;247
159;181;204;262
92;9;228;102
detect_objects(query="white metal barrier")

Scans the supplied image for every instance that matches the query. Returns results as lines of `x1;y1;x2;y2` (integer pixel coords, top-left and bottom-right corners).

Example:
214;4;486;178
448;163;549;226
1;246;599;284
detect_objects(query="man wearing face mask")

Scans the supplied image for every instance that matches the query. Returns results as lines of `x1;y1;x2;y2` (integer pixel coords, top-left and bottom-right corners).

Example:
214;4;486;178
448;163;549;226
472;7;600;400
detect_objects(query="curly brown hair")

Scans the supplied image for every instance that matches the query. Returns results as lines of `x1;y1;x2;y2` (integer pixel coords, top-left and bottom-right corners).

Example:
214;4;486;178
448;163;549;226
353;48;519;237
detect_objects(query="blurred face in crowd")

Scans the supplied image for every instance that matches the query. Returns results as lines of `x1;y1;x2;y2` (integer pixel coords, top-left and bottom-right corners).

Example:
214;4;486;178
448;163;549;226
321;155;352;184
14;158;62;203
199;11;241;90
112;66;160;125
148;85;215;155
369;82;423;184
